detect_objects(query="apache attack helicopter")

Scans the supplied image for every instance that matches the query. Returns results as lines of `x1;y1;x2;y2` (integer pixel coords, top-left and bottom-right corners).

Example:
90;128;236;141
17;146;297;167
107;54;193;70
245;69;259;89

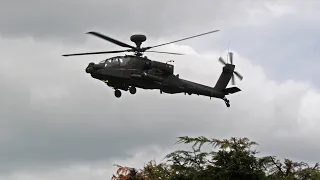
62;30;243;107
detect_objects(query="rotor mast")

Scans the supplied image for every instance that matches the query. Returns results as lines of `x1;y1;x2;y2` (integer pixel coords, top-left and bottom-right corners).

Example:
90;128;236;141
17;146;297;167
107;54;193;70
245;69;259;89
130;34;147;56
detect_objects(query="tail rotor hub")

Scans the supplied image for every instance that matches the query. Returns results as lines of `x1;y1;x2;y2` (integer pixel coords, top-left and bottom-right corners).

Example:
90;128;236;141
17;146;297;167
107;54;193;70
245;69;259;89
218;52;243;85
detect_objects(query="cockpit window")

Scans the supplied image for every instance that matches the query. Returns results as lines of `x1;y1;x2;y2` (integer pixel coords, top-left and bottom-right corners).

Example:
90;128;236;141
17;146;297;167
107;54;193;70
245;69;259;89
98;56;131;67
119;57;131;66
99;59;106;64
99;57;119;67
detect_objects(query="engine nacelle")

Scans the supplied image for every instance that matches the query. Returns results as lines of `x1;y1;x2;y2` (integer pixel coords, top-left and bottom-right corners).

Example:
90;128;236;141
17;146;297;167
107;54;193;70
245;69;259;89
145;61;174;74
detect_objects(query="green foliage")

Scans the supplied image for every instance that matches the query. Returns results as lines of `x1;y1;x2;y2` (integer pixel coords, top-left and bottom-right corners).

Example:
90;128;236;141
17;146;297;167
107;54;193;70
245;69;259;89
111;136;320;180
170;136;267;180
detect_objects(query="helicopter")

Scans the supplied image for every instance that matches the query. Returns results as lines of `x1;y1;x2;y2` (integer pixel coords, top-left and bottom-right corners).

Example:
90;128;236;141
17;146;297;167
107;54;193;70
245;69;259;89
62;30;243;107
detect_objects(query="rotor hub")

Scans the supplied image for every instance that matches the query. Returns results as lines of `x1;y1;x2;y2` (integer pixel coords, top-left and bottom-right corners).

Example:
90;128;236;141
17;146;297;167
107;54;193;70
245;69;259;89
130;34;147;48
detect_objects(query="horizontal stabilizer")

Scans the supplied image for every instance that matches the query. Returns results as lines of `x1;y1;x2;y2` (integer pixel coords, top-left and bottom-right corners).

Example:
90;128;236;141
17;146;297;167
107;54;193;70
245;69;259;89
222;87;241;95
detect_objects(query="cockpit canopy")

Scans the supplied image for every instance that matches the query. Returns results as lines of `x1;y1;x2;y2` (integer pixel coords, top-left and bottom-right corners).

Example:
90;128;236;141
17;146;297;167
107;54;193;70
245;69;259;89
98;56;131;67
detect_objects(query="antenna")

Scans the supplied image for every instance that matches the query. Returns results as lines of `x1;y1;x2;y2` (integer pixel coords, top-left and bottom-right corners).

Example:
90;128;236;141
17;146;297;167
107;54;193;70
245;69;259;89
227;41;231;64
166;60;174;64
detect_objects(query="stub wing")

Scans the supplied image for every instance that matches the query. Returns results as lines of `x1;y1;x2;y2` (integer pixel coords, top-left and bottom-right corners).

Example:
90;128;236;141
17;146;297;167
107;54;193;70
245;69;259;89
222;87;241;95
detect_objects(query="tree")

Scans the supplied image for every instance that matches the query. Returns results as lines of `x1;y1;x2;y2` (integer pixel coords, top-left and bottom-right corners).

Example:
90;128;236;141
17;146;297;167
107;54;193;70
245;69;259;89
266;158;320;180
110;136;320;180
167;136;269;180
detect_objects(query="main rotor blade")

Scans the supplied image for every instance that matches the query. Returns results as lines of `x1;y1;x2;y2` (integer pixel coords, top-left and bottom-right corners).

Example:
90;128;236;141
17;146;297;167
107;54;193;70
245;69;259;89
144;30;220;50
234;71;243;80
86;31;136;49
62;50;130;57
145;50;185;55
218;57;227;65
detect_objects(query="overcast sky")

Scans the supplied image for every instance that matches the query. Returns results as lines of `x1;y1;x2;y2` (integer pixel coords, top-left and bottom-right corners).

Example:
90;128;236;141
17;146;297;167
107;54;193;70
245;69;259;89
1;0;320;179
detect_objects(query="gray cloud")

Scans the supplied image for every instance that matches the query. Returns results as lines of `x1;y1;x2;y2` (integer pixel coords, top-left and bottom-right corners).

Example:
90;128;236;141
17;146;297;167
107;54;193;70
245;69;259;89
2;0;319;82
0;0;279;41
1;1;320;179
0;38;232;173
1;36;320;173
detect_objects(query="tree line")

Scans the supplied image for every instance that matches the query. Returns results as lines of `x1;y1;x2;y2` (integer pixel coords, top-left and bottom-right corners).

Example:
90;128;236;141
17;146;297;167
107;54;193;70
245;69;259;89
111;136;320;180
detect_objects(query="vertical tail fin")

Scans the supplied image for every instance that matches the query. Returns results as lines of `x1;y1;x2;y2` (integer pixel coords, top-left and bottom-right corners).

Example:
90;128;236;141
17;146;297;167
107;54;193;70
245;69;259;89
214;64;235;90
214;52;243;91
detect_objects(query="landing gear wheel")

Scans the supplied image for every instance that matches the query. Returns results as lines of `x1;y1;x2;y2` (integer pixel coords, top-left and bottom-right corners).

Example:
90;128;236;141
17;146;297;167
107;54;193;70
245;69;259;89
129;86;136;94
223;97;230;108
114;89;121;98
226;102;230;107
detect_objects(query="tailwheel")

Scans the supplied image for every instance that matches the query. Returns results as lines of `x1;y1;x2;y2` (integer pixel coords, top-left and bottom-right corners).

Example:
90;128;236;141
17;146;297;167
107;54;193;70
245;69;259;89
129;86;136;94
223;97;230;107
114;89;122;98
226;101;230;107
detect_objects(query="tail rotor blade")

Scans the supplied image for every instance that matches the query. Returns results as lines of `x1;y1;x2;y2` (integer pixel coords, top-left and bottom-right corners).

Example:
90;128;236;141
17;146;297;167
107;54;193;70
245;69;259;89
231;74;235;85
229;52;233;65
234;71;243;80
218;57;227;65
